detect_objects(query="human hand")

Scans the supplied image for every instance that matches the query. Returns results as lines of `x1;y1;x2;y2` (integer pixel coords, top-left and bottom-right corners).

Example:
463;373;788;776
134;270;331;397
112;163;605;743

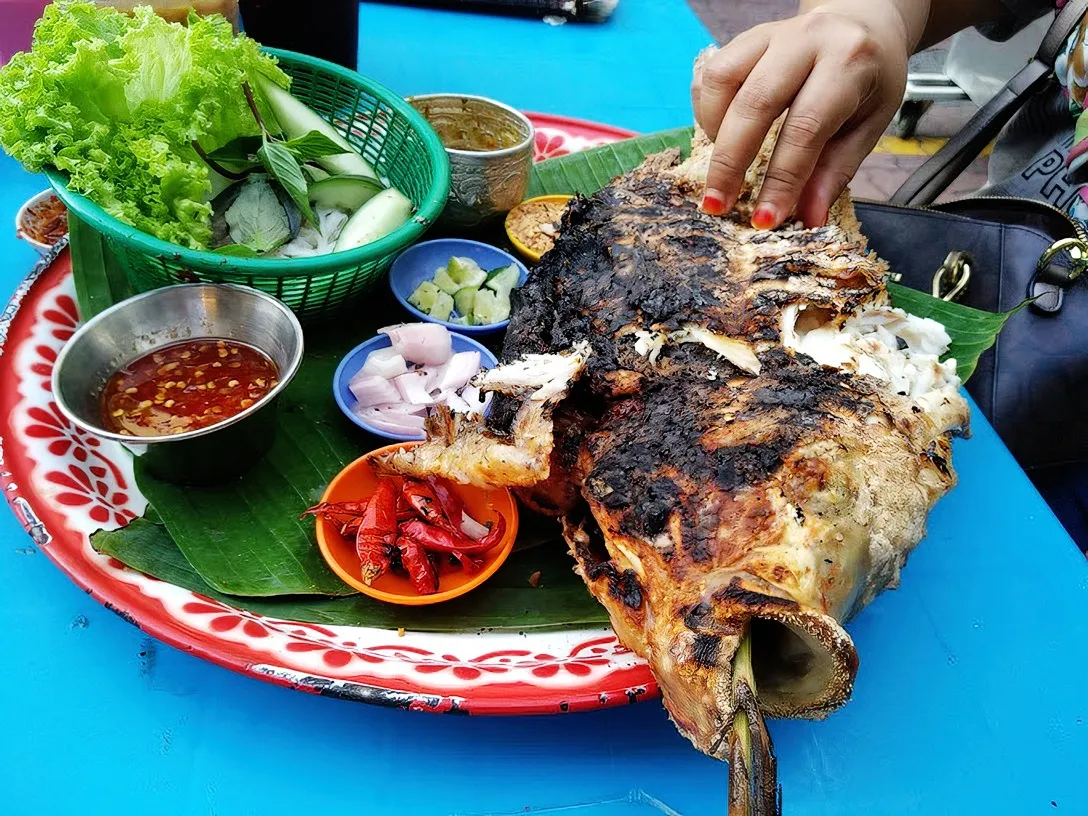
692;1;917;229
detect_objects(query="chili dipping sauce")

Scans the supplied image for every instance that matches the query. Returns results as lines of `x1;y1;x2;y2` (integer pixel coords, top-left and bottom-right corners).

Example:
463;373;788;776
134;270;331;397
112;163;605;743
20;194;68;246
101;338;279;437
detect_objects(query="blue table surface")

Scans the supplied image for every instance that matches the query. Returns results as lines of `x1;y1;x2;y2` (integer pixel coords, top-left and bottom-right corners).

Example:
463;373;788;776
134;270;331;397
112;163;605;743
2;3;1088;815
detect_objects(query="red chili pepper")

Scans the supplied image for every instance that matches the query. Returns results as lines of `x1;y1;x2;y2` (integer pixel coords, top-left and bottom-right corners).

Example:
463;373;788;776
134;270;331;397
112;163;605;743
401;480;469;540
398;516;506;555
357;526;391;586
476;513;506;551
299;500;371;520
356;481;399;585
427;476;465;528
450;551;485;574
396;534;439;595
396;490;413;517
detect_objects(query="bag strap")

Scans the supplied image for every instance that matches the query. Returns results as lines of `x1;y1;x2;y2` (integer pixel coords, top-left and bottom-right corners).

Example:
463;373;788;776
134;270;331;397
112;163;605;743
890;0;1088;207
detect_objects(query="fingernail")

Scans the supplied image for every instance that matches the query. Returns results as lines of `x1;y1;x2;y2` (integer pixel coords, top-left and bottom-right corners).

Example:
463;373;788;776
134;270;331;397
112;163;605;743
751;205;778;231
702;190;726;216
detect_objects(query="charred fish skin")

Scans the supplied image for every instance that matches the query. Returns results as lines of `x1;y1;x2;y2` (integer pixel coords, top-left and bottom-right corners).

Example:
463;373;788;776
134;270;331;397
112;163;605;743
381;117;968;760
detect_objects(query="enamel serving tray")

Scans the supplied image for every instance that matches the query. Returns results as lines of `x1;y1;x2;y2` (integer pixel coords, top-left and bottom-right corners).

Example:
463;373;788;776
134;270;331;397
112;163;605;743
0;115;665;715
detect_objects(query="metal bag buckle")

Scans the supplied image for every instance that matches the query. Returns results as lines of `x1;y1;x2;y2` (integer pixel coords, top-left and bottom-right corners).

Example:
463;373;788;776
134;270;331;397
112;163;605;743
1030;238;1088;314
932;251;972;302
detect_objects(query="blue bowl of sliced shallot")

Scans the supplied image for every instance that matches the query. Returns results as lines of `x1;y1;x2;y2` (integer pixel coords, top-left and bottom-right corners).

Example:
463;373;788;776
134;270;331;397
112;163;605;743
333;322;497;440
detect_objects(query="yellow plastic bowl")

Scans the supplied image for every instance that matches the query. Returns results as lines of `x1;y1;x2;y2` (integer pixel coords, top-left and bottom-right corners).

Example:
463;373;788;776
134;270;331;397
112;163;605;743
504;194;573;263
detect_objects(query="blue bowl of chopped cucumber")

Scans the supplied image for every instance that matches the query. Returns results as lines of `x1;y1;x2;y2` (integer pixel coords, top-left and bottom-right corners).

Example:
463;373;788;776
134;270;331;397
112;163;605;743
389;239;528;335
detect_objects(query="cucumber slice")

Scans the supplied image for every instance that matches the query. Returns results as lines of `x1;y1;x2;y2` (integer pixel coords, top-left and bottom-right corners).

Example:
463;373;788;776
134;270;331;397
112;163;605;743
472;288;511;325
485;264;520;298
408;280;443;313
309;175;384;212
333;188;413;252
447;256;487;289
433;267;462;296
254;74;378;180
453;286;477;317
429;291;455;322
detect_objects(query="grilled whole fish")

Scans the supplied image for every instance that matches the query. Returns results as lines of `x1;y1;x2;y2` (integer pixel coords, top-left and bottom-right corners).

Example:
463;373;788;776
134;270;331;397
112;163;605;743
379;123;969;757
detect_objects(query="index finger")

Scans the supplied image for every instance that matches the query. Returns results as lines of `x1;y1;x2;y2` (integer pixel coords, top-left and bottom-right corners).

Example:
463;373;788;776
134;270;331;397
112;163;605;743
694;30;771;142
702;46;815;215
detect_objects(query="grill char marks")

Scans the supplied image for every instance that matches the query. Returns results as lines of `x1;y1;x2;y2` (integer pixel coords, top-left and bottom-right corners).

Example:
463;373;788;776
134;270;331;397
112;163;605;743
580;347;870;566
462;128;967;759
523;161;888;404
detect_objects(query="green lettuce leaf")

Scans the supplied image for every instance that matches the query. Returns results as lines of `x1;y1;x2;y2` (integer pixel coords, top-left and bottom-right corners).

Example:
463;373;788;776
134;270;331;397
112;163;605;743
0;2;289;249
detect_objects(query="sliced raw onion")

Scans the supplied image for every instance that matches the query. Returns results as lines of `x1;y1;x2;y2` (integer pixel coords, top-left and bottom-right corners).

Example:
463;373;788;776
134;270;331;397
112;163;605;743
443;390;472;414
350;375;401;408
435;351;480;392
359;349;408;380
394;370;436;405
379;323;452;366
460;385;492;416
370;402;428;417
348;324;489;433
460;511;490;541
355;407;427;438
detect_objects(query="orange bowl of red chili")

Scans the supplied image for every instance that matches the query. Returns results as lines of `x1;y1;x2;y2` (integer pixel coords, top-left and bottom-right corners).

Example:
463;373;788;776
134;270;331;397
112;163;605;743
311;442;519;605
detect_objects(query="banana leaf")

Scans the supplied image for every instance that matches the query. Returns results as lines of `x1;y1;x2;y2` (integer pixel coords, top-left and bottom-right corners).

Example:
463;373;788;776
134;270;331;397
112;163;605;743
886;283;1024;382
93;518;608;631
80;126;1016;632
68;213;135;320
525;127;694;198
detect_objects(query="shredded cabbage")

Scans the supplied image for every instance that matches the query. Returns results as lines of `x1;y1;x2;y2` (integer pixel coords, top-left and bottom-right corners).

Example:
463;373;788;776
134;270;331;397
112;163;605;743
270;206;349;258
0;2;288;249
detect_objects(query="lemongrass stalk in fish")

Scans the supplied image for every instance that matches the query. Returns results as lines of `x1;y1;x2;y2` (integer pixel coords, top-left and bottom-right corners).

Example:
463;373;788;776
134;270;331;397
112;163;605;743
377;56;968;764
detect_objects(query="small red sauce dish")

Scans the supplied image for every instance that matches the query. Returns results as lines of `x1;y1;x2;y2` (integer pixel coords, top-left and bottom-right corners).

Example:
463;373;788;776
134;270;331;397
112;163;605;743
16;190;68;253
313;442;518;605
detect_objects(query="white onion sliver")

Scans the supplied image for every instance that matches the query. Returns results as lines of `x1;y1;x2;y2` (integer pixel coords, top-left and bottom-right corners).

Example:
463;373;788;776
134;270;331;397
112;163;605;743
370;402;428;417
350;375;401;408
359;350;407;380
393;371;436;405
460;385;491;416
460;511;490;541
357;405;427;431
356;409;426;438
435;351;481;392
379;323;452;366
416;365;442;391
366;347;401;364
442;391;472;414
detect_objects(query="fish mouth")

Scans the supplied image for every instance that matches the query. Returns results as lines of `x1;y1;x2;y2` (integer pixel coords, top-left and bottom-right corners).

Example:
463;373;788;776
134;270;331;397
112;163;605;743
698;574;859;722
745;607;857;718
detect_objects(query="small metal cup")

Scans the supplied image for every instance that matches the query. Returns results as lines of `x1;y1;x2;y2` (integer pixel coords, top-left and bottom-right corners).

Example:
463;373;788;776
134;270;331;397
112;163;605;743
53;284;304;486
408;94;534;229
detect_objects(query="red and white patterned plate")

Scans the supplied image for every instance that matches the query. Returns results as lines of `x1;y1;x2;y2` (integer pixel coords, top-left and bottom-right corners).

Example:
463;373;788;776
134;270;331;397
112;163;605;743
0;115;660;715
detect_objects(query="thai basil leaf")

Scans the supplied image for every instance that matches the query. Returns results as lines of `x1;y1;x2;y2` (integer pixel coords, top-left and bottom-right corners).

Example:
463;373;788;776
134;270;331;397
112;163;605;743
258;140;316;224
281;130;351;162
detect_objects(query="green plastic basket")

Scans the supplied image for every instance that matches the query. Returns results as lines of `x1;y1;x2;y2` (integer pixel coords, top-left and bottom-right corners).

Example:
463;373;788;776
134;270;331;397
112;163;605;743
45;49;450;323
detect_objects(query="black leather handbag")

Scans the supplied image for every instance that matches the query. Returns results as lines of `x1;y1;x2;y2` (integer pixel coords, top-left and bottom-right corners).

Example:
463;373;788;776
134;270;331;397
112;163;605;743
855;0;1088;474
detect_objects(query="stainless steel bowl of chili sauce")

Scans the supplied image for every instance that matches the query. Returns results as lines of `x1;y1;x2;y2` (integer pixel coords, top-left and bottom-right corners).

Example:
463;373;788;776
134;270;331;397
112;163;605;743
53;283;304;485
